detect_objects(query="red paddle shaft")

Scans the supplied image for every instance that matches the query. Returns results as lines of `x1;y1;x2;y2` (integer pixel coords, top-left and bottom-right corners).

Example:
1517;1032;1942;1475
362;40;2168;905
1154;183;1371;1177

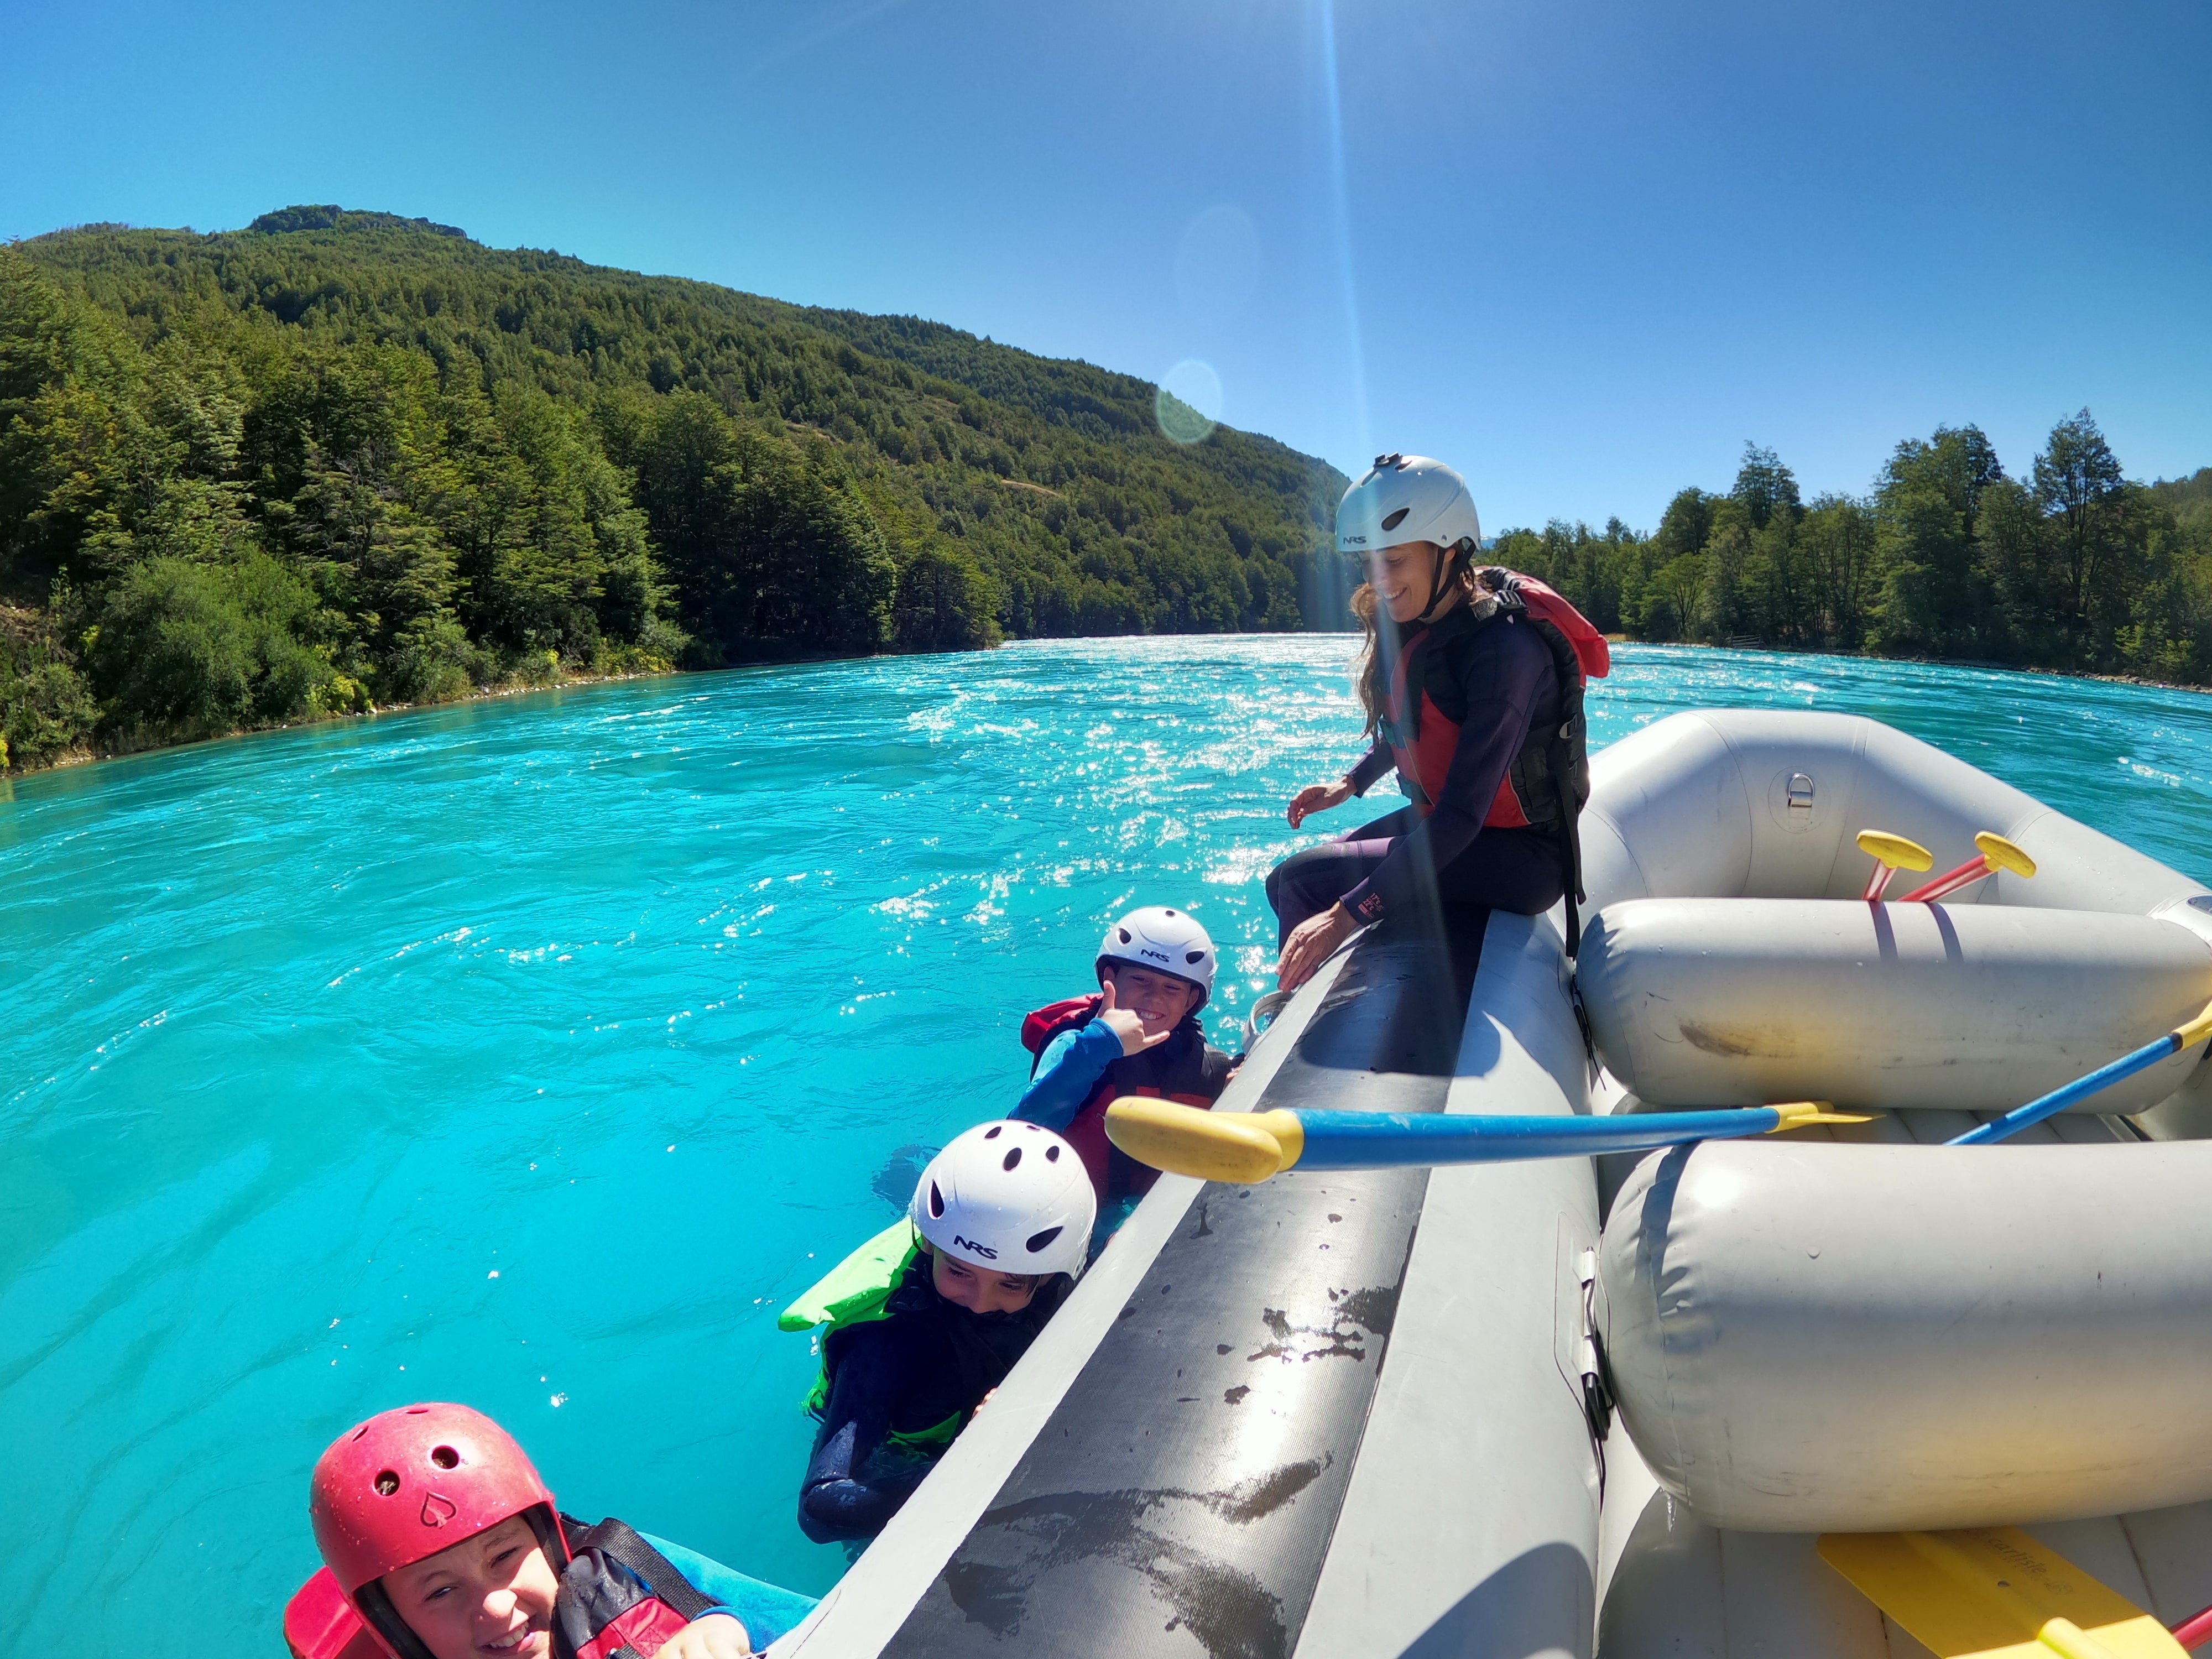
2175;1603;2212;1650
1896;859;1990;903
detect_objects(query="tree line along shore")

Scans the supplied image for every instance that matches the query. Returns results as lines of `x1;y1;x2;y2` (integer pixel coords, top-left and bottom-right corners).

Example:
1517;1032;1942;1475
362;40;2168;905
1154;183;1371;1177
2;206;2206;776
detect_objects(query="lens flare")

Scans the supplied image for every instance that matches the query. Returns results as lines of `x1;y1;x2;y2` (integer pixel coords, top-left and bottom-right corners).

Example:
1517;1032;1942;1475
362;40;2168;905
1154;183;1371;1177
1155;359;1224;445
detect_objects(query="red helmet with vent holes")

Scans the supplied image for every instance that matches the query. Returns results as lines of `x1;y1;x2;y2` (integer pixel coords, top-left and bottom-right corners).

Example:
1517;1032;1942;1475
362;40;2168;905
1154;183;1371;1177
310;1403;562;1595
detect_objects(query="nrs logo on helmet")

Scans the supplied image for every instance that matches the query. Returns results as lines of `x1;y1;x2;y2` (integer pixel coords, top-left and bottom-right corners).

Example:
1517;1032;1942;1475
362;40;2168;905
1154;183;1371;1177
1335;454;1482;558
1095;906;1217;1014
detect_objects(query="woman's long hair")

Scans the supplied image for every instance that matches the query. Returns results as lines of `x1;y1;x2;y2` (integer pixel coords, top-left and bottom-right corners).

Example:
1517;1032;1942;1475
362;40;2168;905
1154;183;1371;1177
1349;545;1488;735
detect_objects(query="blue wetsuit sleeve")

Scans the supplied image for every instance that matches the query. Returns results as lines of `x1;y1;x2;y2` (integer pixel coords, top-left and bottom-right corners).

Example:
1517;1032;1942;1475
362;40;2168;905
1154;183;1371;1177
797;1321;938;1543
1340;623;1550;924
1347;742;1394;797
637;1535;818;1648
1013;1023;1123;1130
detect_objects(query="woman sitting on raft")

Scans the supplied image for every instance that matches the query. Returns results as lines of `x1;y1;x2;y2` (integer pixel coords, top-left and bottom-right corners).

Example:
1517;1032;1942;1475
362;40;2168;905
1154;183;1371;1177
795;1121;1095;1543
1270;454;1608;989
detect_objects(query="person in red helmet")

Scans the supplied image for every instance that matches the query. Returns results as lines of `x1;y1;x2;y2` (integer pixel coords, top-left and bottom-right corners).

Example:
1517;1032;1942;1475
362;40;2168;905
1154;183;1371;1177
286;1402;815;1659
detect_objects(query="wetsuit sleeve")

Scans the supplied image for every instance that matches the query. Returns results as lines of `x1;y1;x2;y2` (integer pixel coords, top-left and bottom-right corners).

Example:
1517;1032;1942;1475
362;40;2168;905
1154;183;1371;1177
1346;742;1394;797
797;1320;941;1543
1013;1022;1121;1130
1338;623;1550;925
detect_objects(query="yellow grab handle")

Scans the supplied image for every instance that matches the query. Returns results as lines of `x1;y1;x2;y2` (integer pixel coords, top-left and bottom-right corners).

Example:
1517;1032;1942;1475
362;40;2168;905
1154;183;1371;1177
1103;1099;1304;1183
1858;829;1935;872
1974;831;2038;878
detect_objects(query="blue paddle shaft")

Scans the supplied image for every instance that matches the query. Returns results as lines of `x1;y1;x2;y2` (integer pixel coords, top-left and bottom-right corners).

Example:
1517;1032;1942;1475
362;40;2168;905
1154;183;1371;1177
1947;1031;2182;1146
1289;1106;1782;1170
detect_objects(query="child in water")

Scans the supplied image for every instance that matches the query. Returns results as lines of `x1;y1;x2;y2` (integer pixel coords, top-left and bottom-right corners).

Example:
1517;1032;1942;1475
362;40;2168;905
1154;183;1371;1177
1013;906;1235;1231
793;1121;1095;1543
286;1402;813;1659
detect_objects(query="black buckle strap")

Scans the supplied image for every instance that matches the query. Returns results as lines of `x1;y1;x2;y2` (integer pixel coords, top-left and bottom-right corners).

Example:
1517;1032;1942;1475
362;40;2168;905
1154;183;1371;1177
566;1517;720;1623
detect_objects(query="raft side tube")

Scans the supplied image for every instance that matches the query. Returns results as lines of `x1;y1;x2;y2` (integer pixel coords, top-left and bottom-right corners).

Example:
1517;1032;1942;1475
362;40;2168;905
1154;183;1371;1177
778;909;1587;1659
1579;899;2212;1113
1598;1138;2212;1533
768;943;1359;1658
1293;911;1604;1659
873;922;1471;1657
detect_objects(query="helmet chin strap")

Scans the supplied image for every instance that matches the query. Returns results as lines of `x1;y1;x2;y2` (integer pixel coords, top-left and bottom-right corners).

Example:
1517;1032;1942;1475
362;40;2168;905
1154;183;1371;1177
1413;541;1467;625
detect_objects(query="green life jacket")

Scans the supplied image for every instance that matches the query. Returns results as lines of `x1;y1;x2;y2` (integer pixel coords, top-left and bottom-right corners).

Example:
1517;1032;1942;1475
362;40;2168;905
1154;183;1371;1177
779;1219;964;1455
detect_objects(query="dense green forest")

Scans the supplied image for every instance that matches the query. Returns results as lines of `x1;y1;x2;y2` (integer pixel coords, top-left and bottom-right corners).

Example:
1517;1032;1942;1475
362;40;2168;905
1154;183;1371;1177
1490;422;2212;682
3;206;2208;776
0;206;1352;770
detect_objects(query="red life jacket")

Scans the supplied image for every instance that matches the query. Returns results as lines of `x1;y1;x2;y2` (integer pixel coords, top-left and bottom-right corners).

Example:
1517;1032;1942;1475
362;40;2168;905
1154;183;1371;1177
1021;994;1234;1201
1380;569;1608;827
285;1519;717;1659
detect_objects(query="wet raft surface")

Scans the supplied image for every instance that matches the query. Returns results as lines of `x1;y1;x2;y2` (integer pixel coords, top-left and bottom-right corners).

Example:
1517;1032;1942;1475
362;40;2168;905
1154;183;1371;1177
883;917;1483;1659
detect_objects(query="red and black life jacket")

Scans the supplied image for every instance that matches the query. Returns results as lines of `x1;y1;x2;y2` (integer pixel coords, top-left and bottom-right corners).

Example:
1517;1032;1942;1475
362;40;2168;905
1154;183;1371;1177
1021;994;1235;1201
284;1517;719;1659
1377;569;1609;947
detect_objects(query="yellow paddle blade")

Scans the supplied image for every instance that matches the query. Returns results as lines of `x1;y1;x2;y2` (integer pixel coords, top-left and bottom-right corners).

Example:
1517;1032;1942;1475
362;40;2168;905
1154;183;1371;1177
1975;831;2038;878
2174;998;2212;1051
1103;1100;1302;1183
1818;1528;2188;1658
1767;1100;1876;1131
1858;828;1936;872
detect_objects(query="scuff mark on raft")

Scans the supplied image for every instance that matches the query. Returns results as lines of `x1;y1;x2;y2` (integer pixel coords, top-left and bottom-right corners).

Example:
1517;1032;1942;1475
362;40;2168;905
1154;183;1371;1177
941;1459;1331;1659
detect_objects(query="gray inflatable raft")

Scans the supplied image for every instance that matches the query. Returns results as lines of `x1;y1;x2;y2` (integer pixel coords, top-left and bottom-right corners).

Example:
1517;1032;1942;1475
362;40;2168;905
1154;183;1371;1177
775;708;2212;1658
1579;712;2212;1656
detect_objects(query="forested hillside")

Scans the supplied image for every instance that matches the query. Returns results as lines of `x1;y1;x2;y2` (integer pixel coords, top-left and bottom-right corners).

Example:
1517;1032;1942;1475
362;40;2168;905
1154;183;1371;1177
1491;420;2212;685
0;206;1351;771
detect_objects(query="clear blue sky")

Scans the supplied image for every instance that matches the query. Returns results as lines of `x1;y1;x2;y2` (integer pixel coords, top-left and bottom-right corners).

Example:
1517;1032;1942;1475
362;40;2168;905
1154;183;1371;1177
4;0;2206;529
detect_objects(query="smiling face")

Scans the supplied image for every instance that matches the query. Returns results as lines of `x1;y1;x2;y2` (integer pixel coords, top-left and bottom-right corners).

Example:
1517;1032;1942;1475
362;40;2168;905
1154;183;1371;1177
1367;540;1452;625
930;1246;1042;1316
1100;963;1199;1038
381;1514;560;1659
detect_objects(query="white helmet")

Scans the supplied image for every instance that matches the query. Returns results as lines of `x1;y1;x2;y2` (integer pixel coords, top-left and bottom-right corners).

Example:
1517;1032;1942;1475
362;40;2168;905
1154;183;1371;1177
911;1121;1097;1280
1097;906;1217;1013
1335;454;1481;556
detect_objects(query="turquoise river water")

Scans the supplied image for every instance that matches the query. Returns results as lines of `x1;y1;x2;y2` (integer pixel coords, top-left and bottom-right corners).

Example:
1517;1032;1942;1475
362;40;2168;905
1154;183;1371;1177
6;637;2212;1651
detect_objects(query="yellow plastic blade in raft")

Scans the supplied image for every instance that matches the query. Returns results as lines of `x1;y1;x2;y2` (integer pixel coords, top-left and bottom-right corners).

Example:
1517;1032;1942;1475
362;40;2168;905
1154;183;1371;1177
1104;1098;1296;1183
1974;831;2038;879
1817;1528;2188;1658
1766;1100;1876;1131
1858;828;1936;872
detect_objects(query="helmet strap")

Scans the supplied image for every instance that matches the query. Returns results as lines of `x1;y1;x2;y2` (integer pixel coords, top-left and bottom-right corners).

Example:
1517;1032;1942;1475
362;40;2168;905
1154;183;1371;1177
1415;541;1468;625
352;1581;442;1659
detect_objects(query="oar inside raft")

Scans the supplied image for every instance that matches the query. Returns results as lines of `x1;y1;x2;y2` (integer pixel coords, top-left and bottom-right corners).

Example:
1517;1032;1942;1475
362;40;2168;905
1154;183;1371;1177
1896;831;2038;904
1104;1098;1869;1182
1949;997;2212;1145
1859;828;1934;901
1817;1527;2193;1658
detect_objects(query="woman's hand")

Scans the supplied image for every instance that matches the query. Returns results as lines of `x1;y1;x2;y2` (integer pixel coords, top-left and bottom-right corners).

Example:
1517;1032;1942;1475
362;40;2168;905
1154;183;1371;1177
1287;778;1353;830
1276;902;1358;992
1095;978;1171;1057
659;1613;756;1659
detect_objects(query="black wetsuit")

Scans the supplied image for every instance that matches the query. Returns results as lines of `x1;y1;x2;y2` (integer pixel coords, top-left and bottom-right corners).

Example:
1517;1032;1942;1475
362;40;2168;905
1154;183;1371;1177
797;1256;1071;1543
1266;603;1568;943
